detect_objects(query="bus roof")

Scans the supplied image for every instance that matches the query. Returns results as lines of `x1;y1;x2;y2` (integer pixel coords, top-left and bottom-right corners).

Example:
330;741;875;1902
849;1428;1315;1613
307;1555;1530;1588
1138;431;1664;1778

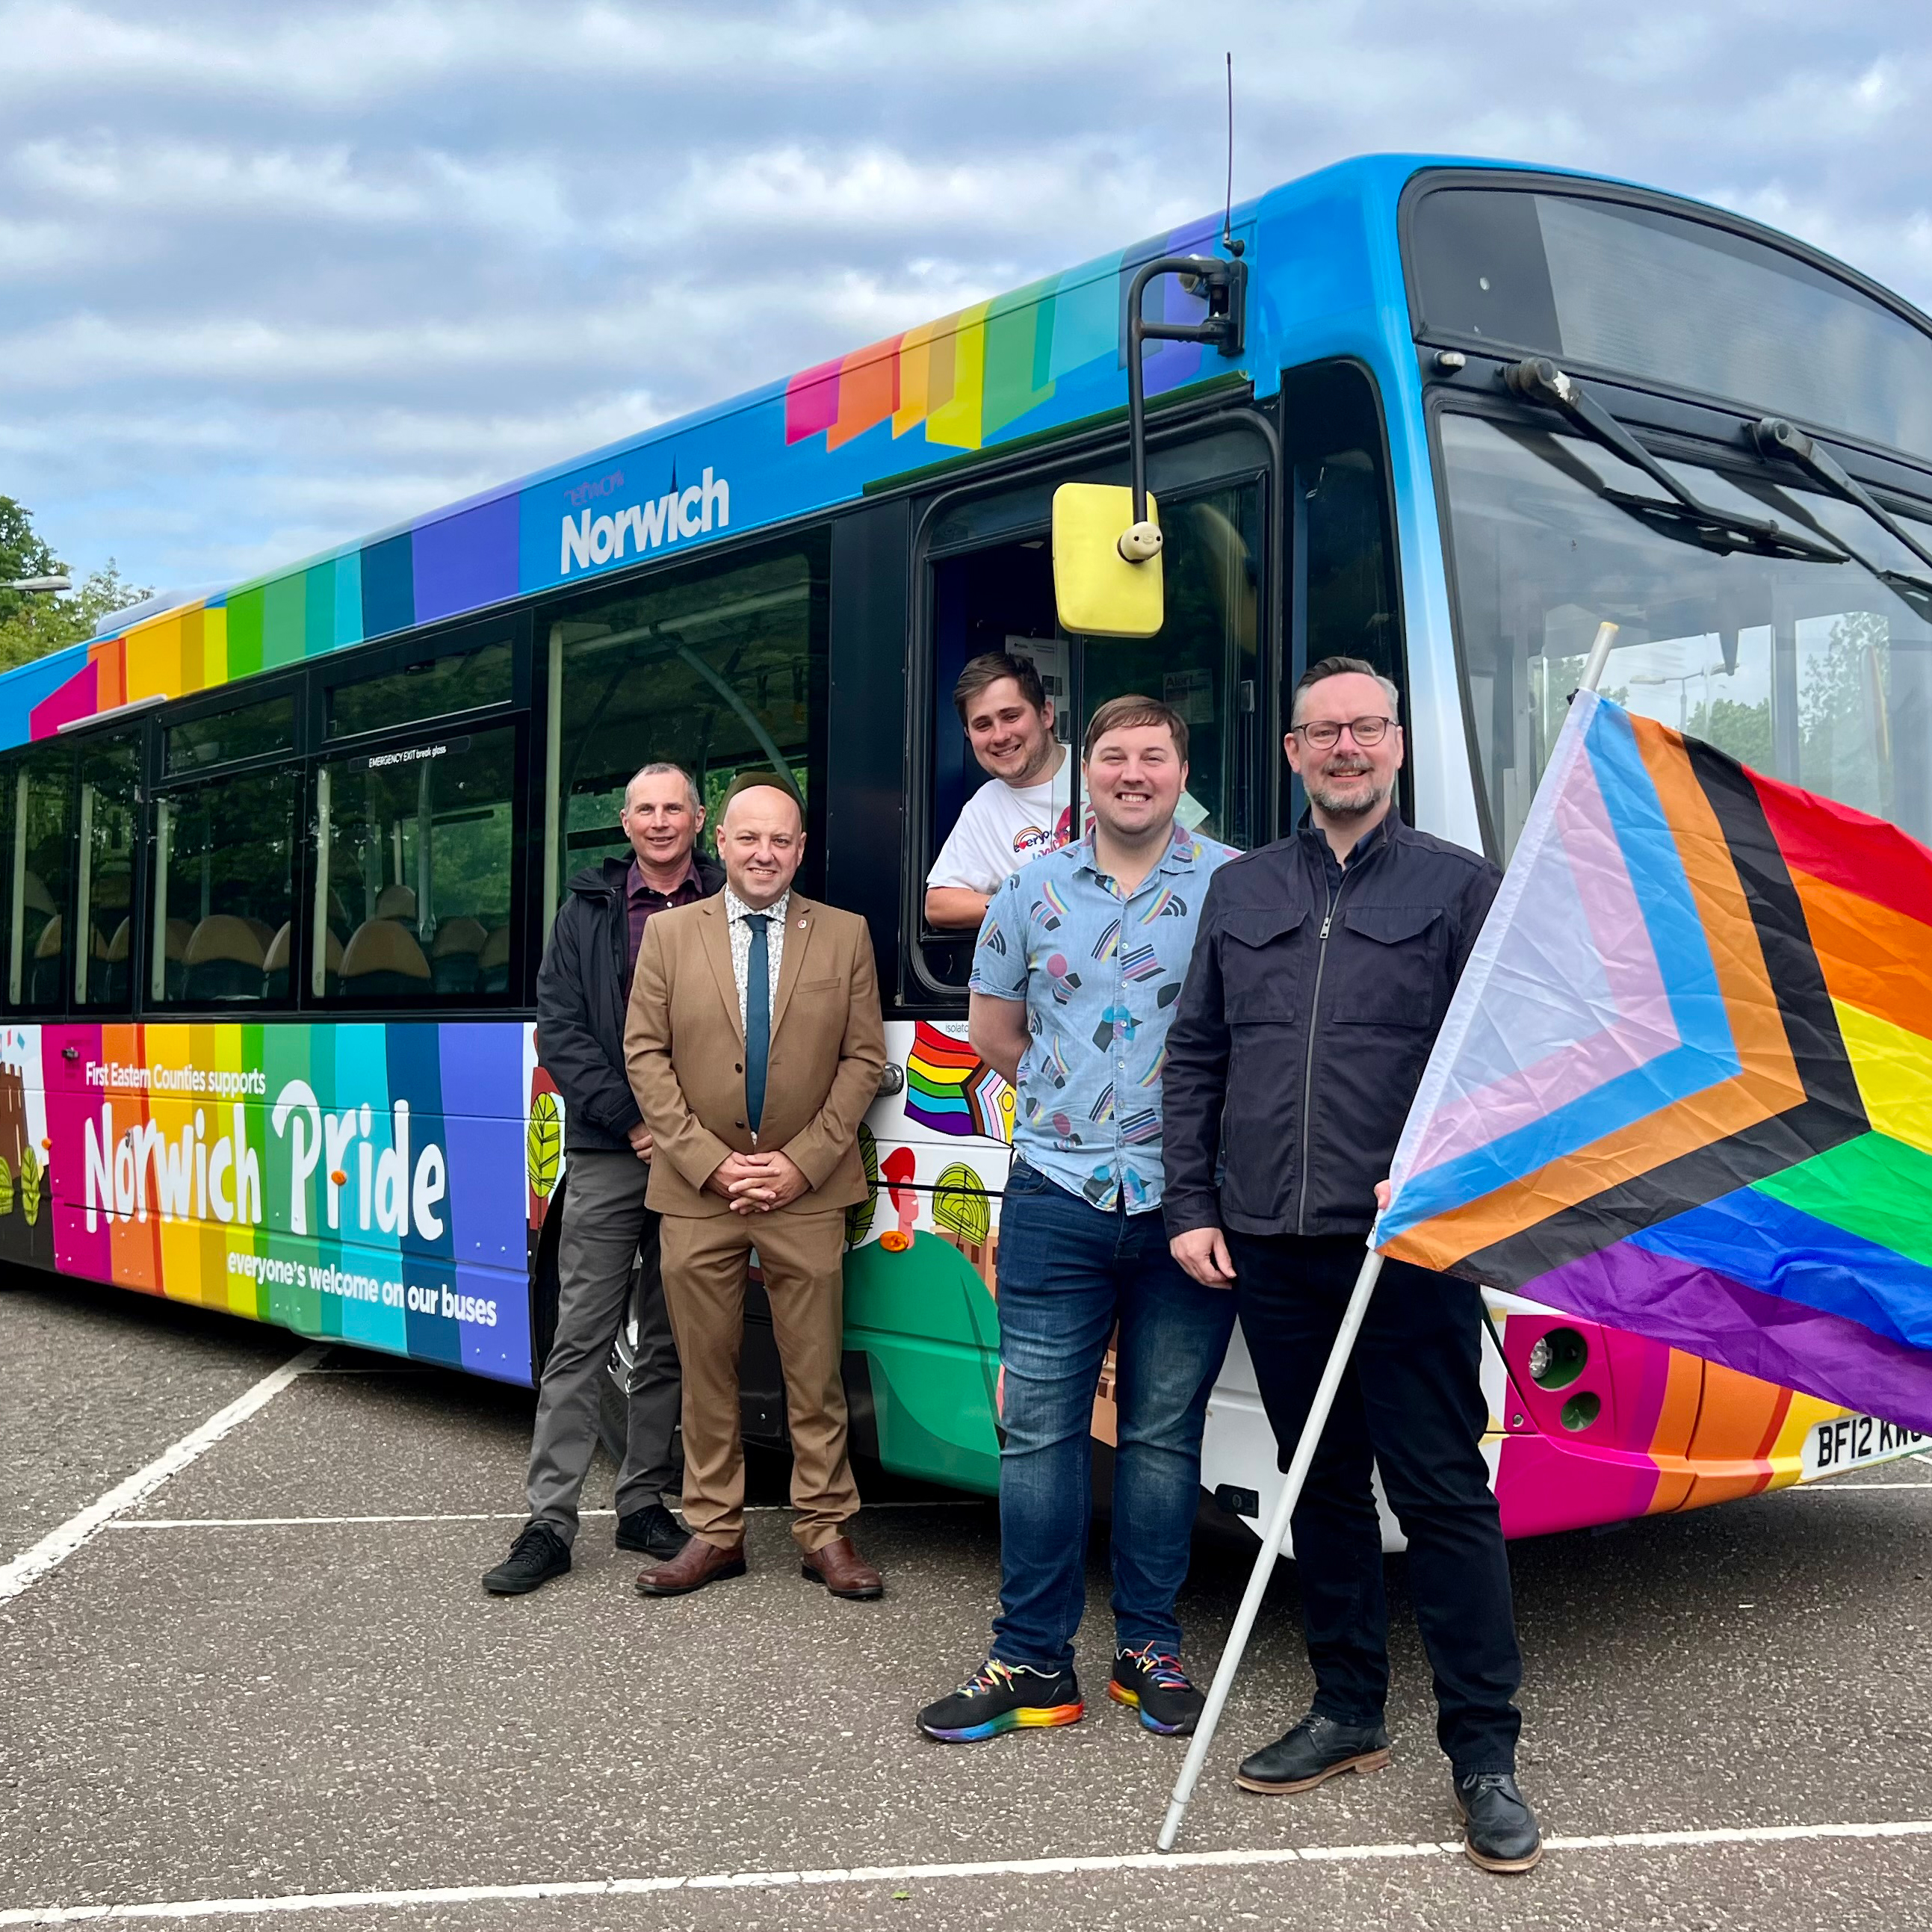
7;149;1898;749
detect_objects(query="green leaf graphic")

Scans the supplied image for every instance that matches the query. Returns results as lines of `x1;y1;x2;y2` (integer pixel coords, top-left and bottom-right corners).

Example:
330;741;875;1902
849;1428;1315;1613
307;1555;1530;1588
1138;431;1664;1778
527;1092;562;1199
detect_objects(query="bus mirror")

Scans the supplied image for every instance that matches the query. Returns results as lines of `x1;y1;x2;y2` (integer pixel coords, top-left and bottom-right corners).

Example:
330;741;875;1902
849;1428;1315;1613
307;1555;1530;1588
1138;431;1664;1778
1051;483;1164;638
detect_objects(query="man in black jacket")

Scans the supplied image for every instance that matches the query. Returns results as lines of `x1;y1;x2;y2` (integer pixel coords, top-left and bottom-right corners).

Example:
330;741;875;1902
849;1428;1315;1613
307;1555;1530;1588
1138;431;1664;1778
483;763;725;1597
1163;657;1541;1875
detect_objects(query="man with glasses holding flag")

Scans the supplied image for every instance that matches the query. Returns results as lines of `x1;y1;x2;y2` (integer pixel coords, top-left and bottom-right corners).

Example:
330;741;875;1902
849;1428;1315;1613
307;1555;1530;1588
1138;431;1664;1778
1162;657;1541;1874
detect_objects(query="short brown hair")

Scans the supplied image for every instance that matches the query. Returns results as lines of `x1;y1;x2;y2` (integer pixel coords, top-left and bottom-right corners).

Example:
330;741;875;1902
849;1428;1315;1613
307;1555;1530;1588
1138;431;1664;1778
953;650;1047;725
1292;654;1401;724
1082;693;1189;763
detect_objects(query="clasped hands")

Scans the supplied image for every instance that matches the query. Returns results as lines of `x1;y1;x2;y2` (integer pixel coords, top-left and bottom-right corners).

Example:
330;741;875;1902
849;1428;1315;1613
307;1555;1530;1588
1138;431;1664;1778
706;1148;809;1215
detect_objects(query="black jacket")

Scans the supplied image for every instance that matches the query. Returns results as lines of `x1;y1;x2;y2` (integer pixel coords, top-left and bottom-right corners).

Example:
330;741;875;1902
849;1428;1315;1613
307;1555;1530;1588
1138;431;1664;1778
536;852;726;1153
1162;813;1499;1239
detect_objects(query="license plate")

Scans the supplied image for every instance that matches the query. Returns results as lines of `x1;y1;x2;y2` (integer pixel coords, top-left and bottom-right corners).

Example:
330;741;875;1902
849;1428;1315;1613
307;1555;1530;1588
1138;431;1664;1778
1803;1413;1928;1478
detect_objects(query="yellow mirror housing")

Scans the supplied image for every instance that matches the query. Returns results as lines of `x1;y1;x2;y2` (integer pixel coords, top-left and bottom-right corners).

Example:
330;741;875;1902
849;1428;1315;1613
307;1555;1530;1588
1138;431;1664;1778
1052;483;1163;638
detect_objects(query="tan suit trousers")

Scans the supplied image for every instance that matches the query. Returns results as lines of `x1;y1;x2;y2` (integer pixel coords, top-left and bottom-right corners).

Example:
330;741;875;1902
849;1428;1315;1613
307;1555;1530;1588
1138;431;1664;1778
657;1207;858;1553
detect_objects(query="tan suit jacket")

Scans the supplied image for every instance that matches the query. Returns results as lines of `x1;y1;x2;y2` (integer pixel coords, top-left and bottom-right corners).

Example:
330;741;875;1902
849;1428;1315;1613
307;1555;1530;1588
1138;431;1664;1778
625;891;888;1218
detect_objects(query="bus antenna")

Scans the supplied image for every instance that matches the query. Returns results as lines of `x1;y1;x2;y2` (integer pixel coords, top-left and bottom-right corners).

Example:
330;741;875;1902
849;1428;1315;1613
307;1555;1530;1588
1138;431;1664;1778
1222;53;1242;258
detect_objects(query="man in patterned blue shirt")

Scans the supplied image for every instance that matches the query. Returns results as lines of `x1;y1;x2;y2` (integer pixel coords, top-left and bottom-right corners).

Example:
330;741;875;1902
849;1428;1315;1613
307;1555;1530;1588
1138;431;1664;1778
917;695;1239;1746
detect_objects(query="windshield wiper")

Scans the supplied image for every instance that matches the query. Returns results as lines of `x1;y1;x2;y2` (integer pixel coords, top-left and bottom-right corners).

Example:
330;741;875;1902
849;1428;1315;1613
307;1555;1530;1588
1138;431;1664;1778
1504;359;1848;565
1752;416;1932;619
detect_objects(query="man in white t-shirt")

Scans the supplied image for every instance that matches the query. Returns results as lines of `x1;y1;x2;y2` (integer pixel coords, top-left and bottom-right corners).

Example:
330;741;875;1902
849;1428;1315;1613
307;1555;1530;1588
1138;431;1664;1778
925;651;1072;929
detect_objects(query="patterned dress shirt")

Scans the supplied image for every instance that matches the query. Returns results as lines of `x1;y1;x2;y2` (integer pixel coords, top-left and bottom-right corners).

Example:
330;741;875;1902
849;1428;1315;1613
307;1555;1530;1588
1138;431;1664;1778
723;885;790;1035
970;823;1236;1213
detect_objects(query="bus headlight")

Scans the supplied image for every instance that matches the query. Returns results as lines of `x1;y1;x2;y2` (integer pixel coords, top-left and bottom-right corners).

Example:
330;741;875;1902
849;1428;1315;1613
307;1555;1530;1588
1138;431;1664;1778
1528;1327;1588;1390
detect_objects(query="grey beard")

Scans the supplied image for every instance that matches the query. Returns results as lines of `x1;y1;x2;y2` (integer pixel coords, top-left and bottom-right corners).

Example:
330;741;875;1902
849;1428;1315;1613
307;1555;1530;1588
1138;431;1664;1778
1307;773;1392;819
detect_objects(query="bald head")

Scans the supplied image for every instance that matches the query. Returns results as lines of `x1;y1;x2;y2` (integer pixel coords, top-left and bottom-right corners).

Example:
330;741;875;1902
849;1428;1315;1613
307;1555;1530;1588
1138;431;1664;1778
719;782;805;908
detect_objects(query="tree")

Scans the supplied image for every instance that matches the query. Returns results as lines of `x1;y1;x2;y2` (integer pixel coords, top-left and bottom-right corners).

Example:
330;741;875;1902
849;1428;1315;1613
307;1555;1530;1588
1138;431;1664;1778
0;496;152;672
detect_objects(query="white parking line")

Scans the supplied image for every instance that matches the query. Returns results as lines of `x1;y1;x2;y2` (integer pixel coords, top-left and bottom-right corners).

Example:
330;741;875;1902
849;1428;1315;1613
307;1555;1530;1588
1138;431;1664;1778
1795;1482;1932;1490
2;1817;1929;1924
0;1347;324;1604
106;1502;986;1531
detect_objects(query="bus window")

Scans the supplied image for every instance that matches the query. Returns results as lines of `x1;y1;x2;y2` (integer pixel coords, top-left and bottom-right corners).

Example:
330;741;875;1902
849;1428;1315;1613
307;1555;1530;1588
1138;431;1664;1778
5;748;71;1012
326;637;513;742
1077;480;1262;843
1438;407;1932;858
166;693;296;774
1285;361;1403;693
149;768;300;1008
313;726;517;1002
920;475;1262;980
542;535;829;923
75;736;138;1009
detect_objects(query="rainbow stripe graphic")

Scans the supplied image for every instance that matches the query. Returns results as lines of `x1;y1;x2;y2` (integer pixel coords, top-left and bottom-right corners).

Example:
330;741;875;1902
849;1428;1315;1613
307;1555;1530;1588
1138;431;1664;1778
5;1021;536;1382
1379;690;1932;1434
902;1022;1012;1143
781;217;1223;455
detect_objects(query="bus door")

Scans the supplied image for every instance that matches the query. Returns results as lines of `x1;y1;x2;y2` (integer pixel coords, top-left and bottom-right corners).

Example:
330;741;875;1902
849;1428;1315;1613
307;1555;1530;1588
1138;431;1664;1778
907;415;1278;1000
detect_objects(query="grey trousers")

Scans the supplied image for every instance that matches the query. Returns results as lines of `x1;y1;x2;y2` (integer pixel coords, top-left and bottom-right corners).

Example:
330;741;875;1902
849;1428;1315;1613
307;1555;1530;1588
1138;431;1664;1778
526;1149;683;1544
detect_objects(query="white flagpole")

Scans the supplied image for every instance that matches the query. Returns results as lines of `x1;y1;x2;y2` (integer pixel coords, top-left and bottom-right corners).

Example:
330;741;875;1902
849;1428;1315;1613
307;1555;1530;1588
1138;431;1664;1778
1157;1245;1384;1851
1155;620;1620;1854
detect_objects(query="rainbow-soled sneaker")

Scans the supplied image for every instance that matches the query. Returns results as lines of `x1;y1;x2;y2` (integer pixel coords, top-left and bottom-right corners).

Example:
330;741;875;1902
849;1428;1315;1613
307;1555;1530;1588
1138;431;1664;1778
1108;1644;1206;1735
916;1658;1084;1742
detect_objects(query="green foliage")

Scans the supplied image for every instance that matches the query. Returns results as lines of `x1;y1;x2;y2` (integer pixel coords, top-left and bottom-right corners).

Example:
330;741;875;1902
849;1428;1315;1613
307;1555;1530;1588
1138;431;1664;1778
0;497;152;672
19;1143;42;1226
0;1156;13;1218
1683;695;1774;773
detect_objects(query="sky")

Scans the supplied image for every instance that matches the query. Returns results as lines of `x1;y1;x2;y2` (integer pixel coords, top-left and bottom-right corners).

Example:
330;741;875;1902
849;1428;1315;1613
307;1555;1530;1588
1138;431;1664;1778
4;1;1931;601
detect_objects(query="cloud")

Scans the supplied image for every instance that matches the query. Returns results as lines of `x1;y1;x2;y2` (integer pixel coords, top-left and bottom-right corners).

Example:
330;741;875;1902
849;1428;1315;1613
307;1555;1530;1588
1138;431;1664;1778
3;0;1930;591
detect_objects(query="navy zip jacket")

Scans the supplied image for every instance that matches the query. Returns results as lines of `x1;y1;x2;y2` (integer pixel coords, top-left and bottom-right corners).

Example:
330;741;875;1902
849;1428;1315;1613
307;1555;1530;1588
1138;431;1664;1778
536;852;726;1154
1161;812;1500;1240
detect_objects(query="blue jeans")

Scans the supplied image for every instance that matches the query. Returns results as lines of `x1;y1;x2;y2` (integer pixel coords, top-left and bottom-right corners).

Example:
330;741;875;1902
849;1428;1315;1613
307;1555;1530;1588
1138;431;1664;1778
991;1161;1238;1674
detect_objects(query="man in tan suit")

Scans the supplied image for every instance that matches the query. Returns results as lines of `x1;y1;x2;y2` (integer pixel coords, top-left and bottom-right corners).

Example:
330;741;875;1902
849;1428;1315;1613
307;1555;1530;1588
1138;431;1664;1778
624;775;888;1599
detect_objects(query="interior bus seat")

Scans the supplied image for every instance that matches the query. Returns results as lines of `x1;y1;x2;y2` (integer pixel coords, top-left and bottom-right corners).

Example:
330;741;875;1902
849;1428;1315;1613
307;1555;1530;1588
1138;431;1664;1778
29;915;63;1004
161;917;193;1000
101;917;133;1007
340;918;430;998
430;915;488;995
263;922;345;999
374;883;419;930
477;925;510;993
184;914;268;1003
240;914;277;953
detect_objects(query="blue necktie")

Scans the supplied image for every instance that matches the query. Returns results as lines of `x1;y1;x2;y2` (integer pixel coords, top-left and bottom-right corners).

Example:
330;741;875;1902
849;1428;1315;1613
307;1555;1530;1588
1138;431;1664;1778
743;912;770;1134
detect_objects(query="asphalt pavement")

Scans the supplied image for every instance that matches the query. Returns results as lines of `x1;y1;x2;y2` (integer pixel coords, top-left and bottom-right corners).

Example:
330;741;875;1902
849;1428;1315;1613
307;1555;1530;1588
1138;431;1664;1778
2;1269;1929;1931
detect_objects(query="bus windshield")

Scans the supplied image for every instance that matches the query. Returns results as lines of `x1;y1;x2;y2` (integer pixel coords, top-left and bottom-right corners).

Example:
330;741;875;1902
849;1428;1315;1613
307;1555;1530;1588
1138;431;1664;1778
1438;406;1932;859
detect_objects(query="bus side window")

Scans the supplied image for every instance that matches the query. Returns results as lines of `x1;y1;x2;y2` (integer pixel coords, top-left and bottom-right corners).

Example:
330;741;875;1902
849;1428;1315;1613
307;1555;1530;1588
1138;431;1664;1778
3;747;72;1014
1283;359;1407;826
312;726;518;1004
917;474;1263;992
74;735;139;1010
149;767;300;1010
540;534;829;932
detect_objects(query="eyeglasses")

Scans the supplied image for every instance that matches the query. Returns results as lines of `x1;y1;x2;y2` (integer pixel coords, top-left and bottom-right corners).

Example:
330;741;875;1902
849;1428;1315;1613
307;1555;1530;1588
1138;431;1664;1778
1291;715;1394;749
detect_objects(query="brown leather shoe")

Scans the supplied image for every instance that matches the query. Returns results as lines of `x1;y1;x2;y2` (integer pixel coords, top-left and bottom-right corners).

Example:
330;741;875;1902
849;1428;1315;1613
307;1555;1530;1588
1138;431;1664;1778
801;1533;883;1600
635;1535;746;1597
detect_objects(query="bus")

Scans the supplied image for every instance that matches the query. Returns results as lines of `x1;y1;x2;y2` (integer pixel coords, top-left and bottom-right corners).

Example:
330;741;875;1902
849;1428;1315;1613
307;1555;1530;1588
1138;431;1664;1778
4;152;1928;1544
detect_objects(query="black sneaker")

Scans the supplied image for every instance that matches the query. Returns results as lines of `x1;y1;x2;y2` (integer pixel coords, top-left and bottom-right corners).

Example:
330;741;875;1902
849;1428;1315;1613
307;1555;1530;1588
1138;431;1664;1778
1235;1711;1391;1793
615;1504;690;1561
1456;1771;1543;1873
482;1523;571;1597
917;1659;1084;1742
1109;1644;1206;1735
